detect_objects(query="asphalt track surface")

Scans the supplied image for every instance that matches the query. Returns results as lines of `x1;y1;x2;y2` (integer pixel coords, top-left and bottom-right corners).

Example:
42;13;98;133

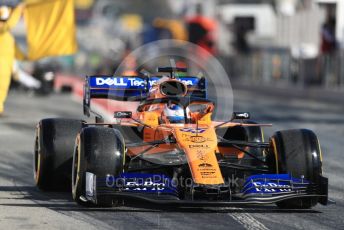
0;87;343;229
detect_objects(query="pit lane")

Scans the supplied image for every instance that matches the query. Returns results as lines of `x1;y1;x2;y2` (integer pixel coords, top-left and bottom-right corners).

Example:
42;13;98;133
0;87;342;229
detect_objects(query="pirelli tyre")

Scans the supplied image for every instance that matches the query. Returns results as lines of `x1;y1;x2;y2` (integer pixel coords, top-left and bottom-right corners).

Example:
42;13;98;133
72;127;125;207
267;129;323;209
34;119;84;191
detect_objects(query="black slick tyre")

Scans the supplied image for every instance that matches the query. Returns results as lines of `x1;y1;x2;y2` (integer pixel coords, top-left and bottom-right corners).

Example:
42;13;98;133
72;127;125;207
34;118;84;191
268;129;323;209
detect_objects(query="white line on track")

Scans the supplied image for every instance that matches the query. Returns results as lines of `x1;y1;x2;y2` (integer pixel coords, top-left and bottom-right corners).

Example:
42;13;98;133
224;208;269;230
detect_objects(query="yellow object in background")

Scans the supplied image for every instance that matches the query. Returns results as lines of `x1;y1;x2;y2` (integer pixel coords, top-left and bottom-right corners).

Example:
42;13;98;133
153;18;187;41
24;0;77;60
0;58;13;113
121;14;142;32
0;5;23;114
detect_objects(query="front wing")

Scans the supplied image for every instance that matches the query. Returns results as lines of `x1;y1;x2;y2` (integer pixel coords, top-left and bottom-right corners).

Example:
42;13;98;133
83;173;328;206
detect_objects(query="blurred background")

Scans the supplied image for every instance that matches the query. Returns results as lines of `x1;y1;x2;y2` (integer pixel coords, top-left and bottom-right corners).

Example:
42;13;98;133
8;0;344;92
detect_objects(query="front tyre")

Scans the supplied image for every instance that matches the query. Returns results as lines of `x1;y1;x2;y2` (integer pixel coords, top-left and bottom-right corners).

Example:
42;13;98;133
267;129;323;209
72;127;125;207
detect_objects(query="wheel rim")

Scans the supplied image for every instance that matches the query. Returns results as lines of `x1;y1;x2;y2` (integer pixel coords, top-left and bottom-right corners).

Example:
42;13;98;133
72;136;81;199
72;146;79;187
34;132;41;183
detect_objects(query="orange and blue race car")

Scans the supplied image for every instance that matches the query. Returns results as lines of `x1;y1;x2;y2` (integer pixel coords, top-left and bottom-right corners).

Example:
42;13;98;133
34;67;328;209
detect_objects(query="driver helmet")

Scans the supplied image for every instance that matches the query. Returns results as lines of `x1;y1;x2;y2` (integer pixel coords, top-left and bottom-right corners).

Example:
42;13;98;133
163;104;184;123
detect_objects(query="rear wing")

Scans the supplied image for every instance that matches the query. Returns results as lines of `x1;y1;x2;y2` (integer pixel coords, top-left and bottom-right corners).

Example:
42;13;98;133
83;75;207;116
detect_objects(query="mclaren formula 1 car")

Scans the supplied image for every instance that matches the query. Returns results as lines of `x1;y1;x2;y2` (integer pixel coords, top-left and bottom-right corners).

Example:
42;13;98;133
34;67;328;209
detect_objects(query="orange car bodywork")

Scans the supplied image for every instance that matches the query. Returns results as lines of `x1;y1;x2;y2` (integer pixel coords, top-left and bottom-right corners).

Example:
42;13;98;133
114;78;270;185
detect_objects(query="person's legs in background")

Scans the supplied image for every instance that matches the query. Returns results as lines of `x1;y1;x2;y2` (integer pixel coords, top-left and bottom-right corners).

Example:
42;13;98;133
0;58;13;114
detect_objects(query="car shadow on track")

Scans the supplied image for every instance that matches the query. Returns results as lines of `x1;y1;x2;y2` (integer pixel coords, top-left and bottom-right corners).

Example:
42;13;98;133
0;185;322;214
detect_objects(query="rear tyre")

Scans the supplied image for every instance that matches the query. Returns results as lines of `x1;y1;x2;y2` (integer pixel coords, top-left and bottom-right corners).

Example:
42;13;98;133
72;127;125;207
34;119;84;191
267;129;323;209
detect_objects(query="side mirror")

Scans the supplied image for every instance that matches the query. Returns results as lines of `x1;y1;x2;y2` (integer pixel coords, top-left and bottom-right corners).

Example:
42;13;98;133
114;111;132;119
231;112;250;120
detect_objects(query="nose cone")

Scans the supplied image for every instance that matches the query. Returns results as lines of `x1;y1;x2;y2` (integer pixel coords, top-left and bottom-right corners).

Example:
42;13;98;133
174;127;224;185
